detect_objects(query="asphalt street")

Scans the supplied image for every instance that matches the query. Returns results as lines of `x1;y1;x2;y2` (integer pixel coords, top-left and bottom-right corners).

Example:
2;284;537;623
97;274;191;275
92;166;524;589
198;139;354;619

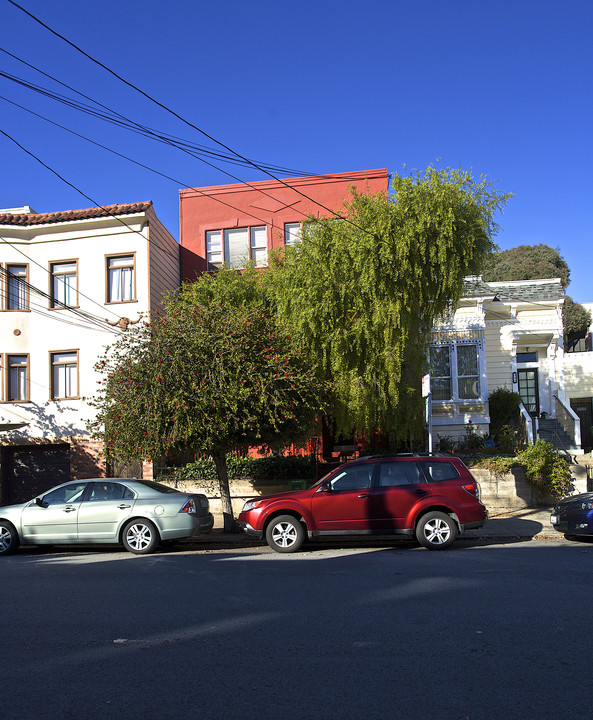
2;534;592;720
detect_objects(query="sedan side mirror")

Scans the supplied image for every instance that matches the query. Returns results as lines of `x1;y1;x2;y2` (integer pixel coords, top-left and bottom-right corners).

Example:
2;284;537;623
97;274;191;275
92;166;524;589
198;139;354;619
316;481;333;493
35;497;46;507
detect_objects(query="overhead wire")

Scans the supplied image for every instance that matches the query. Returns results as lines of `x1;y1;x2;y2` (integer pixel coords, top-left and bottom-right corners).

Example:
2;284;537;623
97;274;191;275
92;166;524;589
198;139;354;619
0;256;124;333
0;67;340;224
0;121;294;266
0;53;312;176
6;0;377;236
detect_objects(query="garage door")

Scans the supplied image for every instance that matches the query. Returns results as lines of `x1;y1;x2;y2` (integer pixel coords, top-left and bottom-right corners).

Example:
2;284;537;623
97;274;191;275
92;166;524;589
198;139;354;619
2;445;71;505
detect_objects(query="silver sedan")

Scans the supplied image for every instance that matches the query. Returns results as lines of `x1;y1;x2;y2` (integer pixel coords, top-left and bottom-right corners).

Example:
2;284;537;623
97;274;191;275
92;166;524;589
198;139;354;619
0;478;213;555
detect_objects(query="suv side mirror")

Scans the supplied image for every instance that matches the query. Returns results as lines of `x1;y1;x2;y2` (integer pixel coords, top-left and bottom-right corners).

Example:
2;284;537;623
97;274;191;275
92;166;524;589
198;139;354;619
316;481;333;493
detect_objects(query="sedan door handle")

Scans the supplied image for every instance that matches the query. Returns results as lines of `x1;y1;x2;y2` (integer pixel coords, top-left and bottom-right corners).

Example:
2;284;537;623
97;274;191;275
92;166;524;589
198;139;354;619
117;504;132;509
358;493;370;498
63;506;77;513
414;489;428;495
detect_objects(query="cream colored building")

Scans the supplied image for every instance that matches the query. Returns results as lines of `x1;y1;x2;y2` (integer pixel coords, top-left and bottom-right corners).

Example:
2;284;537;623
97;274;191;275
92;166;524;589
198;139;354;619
564;302;593;452
430;276;582;452
0;202;179;503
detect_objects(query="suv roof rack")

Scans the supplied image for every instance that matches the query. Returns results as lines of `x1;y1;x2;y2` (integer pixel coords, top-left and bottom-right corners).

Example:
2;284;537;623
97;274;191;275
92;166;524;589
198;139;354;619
348;452;454;461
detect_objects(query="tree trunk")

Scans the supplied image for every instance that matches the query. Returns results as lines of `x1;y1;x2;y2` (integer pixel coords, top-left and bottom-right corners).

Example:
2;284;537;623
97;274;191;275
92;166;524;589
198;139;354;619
212;451;235;532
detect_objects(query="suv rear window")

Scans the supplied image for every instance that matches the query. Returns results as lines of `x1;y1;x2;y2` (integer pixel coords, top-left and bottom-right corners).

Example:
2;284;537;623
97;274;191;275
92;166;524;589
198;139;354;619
419;461;460;482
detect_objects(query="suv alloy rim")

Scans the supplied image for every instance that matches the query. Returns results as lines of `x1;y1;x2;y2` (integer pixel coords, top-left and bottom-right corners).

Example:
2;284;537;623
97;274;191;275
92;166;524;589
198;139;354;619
423;517;452;544
271;521;298;548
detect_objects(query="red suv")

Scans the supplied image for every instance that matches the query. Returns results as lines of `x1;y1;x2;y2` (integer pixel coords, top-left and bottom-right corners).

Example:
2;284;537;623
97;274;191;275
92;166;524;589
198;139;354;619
238;454;487;552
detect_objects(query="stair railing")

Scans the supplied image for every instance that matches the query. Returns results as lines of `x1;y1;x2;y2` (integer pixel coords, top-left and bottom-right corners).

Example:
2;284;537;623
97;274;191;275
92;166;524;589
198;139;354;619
553;394;582;451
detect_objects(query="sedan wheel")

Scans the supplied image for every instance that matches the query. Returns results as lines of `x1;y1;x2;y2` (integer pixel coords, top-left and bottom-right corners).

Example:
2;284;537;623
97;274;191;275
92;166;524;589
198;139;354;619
416;511;458;550
122;519;159;555
265;515;306;553
0;521;19;556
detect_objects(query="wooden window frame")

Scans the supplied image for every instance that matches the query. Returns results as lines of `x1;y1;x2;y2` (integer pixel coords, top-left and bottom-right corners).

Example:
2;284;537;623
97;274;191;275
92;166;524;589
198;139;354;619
2;263;30;311
49;259;79;309
49;349;80;400
4;353;30;403
105;253;137;304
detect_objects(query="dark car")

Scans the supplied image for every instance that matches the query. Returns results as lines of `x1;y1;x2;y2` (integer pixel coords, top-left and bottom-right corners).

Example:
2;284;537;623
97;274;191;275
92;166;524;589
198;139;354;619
238;454;487;553
550;493;593;538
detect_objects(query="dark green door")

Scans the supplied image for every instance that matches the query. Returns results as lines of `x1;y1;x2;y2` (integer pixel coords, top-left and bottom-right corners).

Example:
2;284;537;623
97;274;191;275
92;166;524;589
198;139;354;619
518;369;540;417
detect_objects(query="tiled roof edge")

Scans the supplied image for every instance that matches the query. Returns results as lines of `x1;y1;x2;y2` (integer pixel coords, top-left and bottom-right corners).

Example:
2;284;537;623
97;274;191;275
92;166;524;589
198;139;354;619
0;201;153;226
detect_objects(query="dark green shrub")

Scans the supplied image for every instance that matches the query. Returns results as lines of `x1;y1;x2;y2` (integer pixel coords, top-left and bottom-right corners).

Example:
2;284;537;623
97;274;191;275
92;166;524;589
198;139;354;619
489;387;521;436
160;454;322;486
514;440;573;500
496;425;517;454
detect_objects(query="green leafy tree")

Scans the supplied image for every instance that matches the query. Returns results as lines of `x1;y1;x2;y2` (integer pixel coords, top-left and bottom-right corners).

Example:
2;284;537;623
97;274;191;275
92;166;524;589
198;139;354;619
266;166;510;445
563;296;592;347
481;244;590;346
90;268;327;531
481;244;570;287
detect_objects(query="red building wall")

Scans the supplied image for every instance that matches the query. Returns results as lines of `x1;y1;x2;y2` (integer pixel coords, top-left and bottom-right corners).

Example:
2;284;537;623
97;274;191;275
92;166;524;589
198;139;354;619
179;169;388;281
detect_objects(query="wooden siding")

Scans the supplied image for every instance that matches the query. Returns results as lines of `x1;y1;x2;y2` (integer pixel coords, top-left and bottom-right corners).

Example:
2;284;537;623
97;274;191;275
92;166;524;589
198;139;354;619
564;352;593;397
146;207;180;315
485;324;513;392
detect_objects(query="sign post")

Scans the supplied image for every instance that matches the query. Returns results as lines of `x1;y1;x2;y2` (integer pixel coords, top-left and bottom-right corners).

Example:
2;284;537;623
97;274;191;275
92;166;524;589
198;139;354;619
422;373;432;453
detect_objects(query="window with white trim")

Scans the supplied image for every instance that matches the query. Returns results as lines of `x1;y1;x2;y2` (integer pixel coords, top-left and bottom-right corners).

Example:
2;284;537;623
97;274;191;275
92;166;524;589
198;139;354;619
430;343;480;401
284;222;302;245
206;226;268;269
457;344;480;399
107;255;135;303
430;346;452;401
50;261;78;308
51;351;78;399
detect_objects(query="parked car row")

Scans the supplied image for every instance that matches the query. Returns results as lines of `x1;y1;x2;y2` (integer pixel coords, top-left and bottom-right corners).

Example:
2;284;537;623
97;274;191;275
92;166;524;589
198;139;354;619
1;454;589;557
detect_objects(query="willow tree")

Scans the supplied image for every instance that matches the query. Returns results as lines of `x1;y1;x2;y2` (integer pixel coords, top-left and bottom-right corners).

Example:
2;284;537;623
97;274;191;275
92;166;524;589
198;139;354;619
266;166;511;446
90;268;327;531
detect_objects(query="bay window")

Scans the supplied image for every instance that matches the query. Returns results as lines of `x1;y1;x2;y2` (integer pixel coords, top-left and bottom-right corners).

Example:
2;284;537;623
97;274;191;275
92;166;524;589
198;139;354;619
430;343;480;401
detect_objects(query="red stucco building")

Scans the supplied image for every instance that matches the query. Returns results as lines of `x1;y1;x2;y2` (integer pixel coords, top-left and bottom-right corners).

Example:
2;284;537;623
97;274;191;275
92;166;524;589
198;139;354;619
179;169;388;281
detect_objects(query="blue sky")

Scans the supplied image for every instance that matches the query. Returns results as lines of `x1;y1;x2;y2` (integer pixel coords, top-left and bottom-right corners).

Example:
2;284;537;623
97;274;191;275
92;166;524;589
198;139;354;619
1;0;591;301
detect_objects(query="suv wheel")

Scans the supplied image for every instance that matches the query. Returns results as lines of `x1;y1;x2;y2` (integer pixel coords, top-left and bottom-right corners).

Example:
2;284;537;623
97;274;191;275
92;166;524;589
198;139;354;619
416;511;458;550
265;515;306;553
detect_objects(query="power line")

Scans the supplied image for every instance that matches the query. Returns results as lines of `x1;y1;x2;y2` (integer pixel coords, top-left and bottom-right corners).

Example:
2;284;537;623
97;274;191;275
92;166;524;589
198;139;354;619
0;51;313;177
0;118;298;254
0;68;328;220
6;0;375;236
0;255;123;333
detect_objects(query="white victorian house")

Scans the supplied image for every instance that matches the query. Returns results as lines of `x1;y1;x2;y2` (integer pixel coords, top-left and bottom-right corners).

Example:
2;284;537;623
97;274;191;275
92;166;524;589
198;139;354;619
430;276;582;453
0;202;179;504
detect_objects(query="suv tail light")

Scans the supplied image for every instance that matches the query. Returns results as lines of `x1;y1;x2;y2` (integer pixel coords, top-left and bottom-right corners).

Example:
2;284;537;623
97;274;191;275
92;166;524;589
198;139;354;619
462;482;481;500
180;499;196;514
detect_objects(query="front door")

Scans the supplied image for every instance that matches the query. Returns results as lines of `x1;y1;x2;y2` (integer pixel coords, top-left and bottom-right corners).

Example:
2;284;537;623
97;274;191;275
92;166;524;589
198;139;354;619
312;463;374;530
518;369;540;417
21;482;88;542
570;398;593;453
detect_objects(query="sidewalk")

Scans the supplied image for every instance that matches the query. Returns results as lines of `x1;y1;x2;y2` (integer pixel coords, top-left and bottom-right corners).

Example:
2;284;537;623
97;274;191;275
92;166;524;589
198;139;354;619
195;506;560;546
